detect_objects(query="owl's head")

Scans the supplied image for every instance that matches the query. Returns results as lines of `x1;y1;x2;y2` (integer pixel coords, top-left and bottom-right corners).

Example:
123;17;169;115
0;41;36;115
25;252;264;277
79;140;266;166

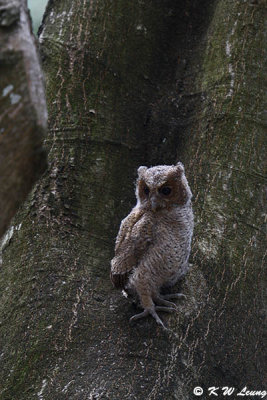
136;162;192;211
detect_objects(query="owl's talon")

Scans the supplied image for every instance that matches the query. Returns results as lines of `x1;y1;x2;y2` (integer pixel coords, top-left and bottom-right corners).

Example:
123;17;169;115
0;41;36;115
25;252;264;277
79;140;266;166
155;306;177;312
130;307;167;329
154;297;177;308
129;309;149;324
162;293;186;300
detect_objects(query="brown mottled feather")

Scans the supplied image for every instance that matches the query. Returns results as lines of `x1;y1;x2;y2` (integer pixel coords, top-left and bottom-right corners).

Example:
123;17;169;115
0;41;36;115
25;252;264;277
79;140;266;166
110;209;153;289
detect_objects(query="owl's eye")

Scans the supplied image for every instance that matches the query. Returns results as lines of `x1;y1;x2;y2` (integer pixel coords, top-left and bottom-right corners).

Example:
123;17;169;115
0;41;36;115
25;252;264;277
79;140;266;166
144;185;150;196
159;186;172;196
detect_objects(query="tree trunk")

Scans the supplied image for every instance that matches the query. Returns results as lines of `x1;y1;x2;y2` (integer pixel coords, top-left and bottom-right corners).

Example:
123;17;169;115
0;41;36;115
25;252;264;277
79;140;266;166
0;0;265;399
0;0;47;238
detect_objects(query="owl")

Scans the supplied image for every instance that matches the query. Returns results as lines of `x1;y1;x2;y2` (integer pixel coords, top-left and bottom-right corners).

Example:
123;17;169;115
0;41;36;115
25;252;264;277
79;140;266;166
110;162;194;328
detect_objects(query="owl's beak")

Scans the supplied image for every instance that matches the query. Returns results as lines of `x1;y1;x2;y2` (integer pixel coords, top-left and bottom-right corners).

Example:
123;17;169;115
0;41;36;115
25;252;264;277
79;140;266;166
150;196;158;212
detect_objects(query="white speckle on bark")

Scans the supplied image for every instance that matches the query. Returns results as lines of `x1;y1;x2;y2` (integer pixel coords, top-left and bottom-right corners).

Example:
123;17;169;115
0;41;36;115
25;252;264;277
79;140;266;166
2;85;14;97
0;226;14;264
62;379;75;393
50;166;58;178
225;21;237;98
225;40;231;57
67;4;74;22
197;195;226;259
50;11;55;24
37;379;47;399
58;11;67;38
136;24;147;34
88;383;108;400
69;157;75;166
67;283;84;343
10;93;22;105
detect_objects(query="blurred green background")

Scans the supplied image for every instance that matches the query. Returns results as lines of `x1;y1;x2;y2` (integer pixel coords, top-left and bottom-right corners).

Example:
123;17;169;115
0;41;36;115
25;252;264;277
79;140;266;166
28;0;49;35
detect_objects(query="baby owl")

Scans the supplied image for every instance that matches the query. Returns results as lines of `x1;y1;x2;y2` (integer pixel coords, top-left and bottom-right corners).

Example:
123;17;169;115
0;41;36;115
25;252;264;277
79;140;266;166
110;162;194;328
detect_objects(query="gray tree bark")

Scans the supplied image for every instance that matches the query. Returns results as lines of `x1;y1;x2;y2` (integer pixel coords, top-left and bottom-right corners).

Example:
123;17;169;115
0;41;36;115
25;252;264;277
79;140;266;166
0;0;47;238
0;0;265;399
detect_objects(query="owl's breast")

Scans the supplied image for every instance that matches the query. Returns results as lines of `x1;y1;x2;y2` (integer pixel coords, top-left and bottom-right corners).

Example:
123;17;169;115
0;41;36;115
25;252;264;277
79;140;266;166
151;207;193;268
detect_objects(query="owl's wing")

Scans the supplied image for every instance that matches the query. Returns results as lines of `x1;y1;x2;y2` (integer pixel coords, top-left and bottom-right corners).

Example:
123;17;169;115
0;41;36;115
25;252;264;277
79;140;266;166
110;209;152;289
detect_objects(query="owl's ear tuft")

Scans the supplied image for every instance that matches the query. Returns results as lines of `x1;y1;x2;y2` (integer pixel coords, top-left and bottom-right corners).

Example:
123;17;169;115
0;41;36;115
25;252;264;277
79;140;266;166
137;166;147;177
175;162;185;175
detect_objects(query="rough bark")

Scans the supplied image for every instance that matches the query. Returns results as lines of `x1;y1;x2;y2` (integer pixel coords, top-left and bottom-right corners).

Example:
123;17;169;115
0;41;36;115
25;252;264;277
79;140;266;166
0;0;47;238
0;0;266;399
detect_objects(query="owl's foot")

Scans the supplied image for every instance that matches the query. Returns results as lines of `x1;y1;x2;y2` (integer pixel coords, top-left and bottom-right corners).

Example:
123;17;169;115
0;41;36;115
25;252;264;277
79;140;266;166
129;305;177;329
161;293;186;300
129;306;170;329
154;296;178;309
